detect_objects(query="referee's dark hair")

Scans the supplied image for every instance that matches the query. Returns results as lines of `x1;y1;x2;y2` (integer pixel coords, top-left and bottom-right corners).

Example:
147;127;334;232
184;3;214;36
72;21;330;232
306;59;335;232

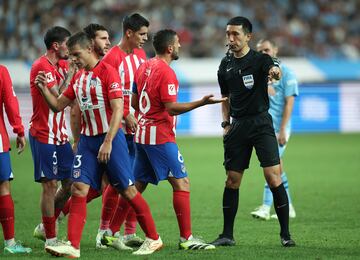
44;26;71;50
153;29;177;55
123;13;149;33
227;16;252;34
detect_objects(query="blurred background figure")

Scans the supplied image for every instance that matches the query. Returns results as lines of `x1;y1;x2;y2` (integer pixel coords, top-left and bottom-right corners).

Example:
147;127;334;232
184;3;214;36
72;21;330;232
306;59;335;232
0;0;358;61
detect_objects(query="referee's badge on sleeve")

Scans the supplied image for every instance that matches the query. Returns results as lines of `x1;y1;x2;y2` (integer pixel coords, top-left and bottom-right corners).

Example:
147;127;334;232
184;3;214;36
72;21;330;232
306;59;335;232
242;74;254;89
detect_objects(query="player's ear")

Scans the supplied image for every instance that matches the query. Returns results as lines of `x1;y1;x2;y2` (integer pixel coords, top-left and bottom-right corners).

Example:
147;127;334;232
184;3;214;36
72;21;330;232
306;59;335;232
86;43;93;53
52;42;60;51
167;44;174;54
126;29;133;38
246;33;252;42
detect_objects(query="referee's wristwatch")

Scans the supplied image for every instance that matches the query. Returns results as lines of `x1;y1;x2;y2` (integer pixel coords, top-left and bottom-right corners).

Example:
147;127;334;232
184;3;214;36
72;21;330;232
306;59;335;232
221;121;230;128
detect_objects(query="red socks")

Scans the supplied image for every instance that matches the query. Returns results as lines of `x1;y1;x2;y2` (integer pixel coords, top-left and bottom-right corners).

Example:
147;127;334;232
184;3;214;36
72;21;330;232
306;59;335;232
128;193;158;240
42;216;56;239
100;185;119;230
124;208;137;235
68;195;87;249
0;194;14;240
109;197;131;234
87;187;101;202
60;187;100;218
173;191;192;239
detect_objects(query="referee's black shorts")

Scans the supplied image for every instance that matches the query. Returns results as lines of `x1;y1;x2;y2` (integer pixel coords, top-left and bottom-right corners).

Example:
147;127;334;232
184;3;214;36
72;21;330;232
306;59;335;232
223;111;280;171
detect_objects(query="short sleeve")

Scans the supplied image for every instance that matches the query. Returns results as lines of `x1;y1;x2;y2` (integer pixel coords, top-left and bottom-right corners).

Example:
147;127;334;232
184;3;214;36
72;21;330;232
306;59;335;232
106;67;123;100
218;57;229;95
36;61;58;89
159;69;178;103
283;66;299;97
261;54;279;74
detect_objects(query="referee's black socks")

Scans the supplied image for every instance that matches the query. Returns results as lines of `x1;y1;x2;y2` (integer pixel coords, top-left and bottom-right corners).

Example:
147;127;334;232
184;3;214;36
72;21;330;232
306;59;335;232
271;183;290;238
222;187;239;239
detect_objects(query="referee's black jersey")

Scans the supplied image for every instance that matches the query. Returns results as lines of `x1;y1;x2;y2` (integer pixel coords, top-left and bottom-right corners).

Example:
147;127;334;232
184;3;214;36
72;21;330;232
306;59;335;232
218;49;279;118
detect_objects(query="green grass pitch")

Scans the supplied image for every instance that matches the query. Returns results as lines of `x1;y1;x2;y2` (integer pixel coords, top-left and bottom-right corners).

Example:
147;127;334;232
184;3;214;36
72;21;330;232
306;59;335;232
4;133;360;259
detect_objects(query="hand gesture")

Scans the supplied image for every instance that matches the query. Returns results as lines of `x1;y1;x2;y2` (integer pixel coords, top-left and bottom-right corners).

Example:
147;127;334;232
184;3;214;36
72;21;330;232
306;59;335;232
278;129;287;146
69;61;79;75
34;71;48;91
16;136;26;154
201;94;228;105
269;66;281;81
97;141;112;164
125;114;138;133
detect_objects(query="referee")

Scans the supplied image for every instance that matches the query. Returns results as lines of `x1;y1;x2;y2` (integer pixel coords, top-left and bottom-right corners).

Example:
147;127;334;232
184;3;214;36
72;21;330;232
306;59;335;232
210;16;295;247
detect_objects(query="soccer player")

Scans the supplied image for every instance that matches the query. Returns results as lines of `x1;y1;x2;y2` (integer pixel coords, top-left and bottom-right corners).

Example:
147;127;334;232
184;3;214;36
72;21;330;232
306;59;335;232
130;29;225;250
210;16;295;247
34;24;111;228
30;26;74;247
36;31;162;257
251;39;298;220
0;65;31;254
97;13;149;250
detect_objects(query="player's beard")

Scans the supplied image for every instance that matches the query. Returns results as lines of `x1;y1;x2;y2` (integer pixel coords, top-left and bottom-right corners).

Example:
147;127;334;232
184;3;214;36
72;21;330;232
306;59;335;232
171;50;179;60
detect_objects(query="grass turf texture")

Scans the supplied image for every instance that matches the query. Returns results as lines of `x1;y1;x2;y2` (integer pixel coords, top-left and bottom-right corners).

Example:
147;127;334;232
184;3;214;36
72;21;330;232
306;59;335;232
4;133;360;259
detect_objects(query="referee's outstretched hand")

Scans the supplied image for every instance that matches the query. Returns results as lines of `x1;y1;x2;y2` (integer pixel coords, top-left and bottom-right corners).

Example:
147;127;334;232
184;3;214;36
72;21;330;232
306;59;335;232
201;94;228;105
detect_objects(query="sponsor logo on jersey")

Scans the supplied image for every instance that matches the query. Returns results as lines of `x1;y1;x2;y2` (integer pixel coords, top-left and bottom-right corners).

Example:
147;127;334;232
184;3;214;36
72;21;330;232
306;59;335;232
110;82;120;89
168;84;177;95
122;89;132;96
46;72;55;83
73;169;81;178
109;82;121;93
242;74;254;89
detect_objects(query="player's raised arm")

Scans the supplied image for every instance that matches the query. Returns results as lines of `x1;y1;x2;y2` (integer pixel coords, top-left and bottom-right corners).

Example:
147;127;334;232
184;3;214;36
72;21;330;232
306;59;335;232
35;71;72;112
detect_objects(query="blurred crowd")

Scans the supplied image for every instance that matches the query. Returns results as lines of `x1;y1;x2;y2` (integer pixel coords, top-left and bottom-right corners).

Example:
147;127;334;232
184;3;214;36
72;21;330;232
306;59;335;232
1;0;359;61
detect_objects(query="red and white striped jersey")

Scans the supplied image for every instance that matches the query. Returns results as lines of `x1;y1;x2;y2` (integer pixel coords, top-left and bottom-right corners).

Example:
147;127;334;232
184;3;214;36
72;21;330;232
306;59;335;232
133;58;179;145
63;61;123;136
0;65;25;152
29;56;69;145
103;46;146;134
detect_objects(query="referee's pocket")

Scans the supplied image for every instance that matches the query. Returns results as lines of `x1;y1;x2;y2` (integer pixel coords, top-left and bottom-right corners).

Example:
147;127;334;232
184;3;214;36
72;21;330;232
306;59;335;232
223;123;236;143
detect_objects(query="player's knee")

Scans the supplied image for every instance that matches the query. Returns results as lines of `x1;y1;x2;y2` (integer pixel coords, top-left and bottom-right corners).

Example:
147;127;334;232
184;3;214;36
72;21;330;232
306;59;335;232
120;185;137;200
169;177;190;191
0;181;10;196
42;180;58;195
71;182;89;197
225;174;241;189
61;179;72;193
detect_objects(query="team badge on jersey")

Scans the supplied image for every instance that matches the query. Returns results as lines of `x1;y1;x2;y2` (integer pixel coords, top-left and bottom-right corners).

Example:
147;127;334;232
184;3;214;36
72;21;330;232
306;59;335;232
53;165;58;175
168;84;177;95
45;72;55;83
73;169;81;178
242;74;254;89
89;78;98;89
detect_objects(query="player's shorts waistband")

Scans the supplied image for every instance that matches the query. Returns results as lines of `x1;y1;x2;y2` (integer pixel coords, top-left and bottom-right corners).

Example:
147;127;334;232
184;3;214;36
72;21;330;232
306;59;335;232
232;111;269;122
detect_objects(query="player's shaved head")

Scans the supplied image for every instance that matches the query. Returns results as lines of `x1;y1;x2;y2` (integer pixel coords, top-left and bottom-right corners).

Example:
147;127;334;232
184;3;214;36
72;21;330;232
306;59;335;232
67;31;92;49
153;29;177;55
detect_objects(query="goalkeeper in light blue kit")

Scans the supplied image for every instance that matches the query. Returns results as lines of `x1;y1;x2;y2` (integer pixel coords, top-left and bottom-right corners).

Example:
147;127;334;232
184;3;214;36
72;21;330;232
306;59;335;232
251;39;299;220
